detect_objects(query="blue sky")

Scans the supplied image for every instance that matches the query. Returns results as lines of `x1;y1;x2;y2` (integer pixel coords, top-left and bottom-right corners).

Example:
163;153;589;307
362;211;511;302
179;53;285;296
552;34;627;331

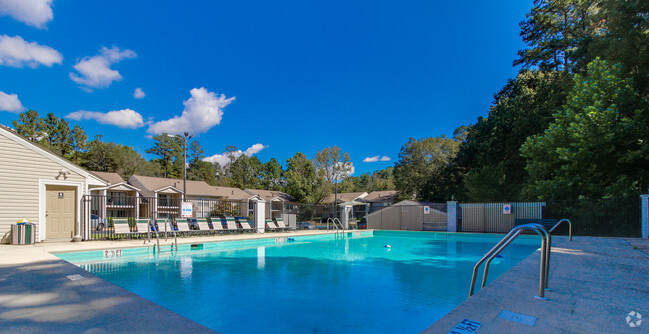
0;0;533;175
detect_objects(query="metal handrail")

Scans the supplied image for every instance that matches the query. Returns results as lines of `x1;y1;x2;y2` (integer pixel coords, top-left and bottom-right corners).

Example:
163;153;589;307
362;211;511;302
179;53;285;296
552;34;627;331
469;223;550;300
549;218;572;241
153;218;177;253
541;218;571;289
481;224;550;298
334;218;344;232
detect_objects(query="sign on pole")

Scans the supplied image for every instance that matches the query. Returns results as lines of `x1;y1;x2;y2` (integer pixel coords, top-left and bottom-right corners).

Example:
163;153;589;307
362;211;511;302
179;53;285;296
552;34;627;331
181;202;193;218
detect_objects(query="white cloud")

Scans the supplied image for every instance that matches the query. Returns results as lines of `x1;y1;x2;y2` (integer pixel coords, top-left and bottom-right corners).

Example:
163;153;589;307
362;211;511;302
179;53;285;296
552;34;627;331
0;0;53;29
345;163;355;176
147;87;235;135
203;143;268;166
66;109;144;129
0;91;24;112
363;155;391;162
69;46;136;89
133;87;145;99
0;35;62;68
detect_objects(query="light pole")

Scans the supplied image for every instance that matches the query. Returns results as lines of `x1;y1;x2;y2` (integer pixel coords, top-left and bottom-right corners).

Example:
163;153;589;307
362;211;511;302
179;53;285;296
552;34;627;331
168;132;192;201
182;132;192;201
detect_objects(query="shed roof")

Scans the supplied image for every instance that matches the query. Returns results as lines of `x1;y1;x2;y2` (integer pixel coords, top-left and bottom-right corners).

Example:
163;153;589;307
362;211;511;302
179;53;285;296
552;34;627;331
364;190;398;203
323;192;368;204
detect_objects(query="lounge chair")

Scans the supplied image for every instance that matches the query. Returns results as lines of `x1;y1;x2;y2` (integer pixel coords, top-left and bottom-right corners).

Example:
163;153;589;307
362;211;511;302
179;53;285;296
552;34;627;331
174;218;195;236
196;218;213;235
156;218;177;236
224;216;241;233
209;217;226;234
135;218;152;240
113;218;134;238
274;217;294;232
236;217;256;233
265;219;280;232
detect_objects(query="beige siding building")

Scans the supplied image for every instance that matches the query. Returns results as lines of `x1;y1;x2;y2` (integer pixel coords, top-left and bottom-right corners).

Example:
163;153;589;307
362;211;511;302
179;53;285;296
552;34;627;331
90;172;142;219
0;125;106;243
244;189;295;219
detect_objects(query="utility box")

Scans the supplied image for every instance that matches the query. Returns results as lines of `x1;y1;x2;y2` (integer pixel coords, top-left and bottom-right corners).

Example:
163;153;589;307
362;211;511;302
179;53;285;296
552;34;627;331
11;223;36;245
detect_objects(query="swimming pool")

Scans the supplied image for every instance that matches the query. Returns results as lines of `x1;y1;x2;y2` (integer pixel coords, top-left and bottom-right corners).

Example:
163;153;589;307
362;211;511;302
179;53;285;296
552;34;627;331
57;231;540;333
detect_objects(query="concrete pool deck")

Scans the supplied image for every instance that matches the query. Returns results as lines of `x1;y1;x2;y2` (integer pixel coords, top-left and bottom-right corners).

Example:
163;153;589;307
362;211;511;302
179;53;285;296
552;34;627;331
0;231;647;333
0;230;339;333
423;236;649;334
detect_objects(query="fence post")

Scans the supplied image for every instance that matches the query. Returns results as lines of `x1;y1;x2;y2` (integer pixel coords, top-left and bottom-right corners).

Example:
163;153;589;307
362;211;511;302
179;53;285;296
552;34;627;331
642;194;648;239
447;201;458;232
253;198;266;233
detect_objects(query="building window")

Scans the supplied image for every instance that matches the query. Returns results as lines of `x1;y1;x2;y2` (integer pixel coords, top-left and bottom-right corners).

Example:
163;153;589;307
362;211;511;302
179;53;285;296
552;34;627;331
158;194;172;207
108;191;127;206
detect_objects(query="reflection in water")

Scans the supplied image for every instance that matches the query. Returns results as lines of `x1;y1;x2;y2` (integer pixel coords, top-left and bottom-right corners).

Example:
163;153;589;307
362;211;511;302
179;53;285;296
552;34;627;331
74;233;538;334
257;246;265;269
180;257;192;279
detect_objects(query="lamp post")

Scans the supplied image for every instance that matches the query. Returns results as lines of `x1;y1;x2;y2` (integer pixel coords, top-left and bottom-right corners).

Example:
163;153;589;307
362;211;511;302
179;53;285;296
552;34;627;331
168;132;193;201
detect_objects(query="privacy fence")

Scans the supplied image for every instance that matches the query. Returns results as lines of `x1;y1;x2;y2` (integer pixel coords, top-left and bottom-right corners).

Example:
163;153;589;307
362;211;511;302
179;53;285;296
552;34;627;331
367;197;643;238
81;194;645;240
366;203;448;231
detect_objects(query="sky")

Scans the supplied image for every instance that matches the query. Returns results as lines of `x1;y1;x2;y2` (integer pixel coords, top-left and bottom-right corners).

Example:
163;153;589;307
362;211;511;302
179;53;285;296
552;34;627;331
0;0;534;176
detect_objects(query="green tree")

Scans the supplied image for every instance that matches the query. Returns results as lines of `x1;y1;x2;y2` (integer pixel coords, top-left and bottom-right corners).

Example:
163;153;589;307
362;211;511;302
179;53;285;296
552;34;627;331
313;146;353;184
112;145;150;179
54;119;73;157
12;110;44;142
229;155;262;189
70;124;88;164
146;134;182;178
261;158;284;191
393;135;461;201
515;0;598;72
589;0;649;95
521;58;648;200
83;135;118;172
456;70;570;201
42;113;59;149
285;152;327;204
187;141;217;184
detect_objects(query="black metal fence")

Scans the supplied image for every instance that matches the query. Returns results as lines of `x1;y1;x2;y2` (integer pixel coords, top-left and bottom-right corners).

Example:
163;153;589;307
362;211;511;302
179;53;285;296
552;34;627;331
81;195;251;240
456;197;642;237
542;197;641;237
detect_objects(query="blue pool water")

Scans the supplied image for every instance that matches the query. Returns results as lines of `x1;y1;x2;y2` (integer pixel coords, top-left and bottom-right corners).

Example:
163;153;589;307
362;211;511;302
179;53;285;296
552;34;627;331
57;231;539;333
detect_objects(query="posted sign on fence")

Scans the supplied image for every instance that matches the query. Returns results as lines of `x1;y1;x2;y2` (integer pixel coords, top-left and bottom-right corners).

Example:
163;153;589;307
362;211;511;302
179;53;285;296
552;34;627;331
181;202;193;218
503;204;512;215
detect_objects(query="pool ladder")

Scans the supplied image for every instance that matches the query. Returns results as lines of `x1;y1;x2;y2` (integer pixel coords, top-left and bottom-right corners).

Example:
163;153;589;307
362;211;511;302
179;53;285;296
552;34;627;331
468;219;572;300
327;218;345;236
151;218;178;253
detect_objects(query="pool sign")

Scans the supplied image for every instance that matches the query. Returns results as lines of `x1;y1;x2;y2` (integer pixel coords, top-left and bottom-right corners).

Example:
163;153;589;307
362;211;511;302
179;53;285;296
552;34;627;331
424;206;430;214
503;204;512;215
181;202;193;218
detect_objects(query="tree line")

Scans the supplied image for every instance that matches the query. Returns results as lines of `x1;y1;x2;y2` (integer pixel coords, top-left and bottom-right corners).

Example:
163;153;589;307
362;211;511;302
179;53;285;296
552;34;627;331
393;0;649;202
9;1;648;203
10;111;393;204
